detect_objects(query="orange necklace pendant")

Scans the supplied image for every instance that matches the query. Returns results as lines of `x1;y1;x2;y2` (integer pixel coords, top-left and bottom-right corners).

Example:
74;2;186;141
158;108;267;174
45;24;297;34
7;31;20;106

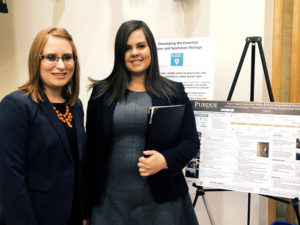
52;105;73;128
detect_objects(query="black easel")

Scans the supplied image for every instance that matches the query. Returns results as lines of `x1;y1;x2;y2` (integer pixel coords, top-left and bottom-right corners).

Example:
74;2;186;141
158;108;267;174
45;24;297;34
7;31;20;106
227;36;274;102
192;184;231;225
193;36;300;225
227;36;299;225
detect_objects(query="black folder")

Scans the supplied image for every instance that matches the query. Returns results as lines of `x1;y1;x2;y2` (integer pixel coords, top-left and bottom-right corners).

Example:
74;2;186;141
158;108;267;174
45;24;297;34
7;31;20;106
145;104;185;151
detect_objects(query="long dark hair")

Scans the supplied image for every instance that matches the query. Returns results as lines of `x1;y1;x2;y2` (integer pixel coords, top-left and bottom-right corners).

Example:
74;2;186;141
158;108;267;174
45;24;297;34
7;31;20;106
90;20;178;105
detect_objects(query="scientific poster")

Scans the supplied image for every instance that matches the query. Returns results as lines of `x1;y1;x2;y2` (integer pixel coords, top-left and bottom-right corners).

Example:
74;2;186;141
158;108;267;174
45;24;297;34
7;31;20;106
192;100;300;199
157;38;215;100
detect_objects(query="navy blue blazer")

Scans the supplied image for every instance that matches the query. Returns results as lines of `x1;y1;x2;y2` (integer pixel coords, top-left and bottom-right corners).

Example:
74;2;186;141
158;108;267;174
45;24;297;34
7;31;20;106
86;82;199;205
0;91;88;225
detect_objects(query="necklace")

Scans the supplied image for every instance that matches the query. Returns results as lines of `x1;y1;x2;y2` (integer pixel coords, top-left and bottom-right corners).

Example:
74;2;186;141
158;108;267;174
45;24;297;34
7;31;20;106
52;104;73;128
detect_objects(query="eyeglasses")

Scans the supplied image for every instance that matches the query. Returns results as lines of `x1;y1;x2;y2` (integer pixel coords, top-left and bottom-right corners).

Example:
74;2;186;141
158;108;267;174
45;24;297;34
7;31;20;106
39;54;77;65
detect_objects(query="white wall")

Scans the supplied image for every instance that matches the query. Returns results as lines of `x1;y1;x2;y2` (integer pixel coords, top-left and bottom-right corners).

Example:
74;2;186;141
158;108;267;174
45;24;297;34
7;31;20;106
210;0;272;102
0;0;53;98
0;0;274;224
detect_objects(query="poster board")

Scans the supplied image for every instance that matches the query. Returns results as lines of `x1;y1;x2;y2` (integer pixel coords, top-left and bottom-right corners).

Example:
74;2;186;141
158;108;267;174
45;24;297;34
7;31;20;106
157;38;215;100
187;100;300;199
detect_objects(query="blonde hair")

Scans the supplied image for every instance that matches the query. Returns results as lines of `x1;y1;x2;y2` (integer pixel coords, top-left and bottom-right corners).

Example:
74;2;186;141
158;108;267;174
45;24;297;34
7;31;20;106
18;27;80;106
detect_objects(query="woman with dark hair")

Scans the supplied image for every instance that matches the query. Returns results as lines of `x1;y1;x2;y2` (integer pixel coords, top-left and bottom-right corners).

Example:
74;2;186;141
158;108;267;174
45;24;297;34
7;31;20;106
0;27;88;225
87;20;199;225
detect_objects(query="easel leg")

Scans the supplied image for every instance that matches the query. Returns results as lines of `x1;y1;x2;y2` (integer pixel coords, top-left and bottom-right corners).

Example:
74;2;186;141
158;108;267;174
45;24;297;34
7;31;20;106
292;198;300;225
202;195;216;225
193;185;216;225
247;193;251;225
193;192;199;207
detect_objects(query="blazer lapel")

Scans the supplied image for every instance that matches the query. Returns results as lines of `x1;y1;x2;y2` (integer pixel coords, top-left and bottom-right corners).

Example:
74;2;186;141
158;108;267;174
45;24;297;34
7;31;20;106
72;104;84;160
151;94;168;107
102;91;117;139
39;100;73;162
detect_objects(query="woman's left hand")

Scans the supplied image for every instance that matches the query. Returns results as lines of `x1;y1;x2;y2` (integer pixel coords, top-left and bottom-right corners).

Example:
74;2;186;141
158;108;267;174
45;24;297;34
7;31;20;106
138;150;167;177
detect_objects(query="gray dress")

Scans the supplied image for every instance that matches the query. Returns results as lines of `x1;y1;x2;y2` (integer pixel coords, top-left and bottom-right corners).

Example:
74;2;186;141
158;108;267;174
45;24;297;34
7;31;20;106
91;90;199;225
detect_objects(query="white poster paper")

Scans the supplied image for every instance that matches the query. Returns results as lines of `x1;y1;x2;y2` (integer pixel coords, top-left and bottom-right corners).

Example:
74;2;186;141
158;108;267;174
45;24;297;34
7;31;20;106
157;38;215;100
191;100;300;199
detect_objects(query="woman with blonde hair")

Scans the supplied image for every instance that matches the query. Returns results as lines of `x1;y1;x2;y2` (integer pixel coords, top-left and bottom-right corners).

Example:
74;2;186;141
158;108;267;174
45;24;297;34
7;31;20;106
0;27;88;225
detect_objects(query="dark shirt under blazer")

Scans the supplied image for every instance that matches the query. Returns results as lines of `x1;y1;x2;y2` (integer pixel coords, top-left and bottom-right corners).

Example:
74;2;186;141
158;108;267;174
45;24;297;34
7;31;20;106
86;81;200;207
0;91;88;225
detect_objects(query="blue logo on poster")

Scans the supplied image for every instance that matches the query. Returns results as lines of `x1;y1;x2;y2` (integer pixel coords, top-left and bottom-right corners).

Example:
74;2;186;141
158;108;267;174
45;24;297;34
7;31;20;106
171;53;183;66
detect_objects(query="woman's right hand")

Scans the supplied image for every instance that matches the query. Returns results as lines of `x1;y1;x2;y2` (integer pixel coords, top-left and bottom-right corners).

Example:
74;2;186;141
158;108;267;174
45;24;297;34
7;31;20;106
138;150;167;177
83;219;90;225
